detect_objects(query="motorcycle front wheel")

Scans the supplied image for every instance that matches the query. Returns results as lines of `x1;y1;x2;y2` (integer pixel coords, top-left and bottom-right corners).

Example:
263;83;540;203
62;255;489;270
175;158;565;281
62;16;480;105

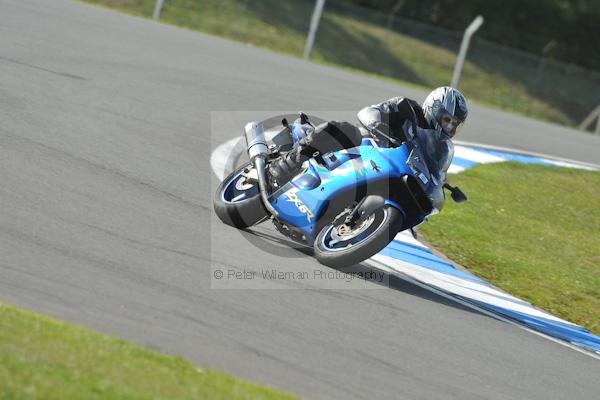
314;205;403;268
213;164;268;228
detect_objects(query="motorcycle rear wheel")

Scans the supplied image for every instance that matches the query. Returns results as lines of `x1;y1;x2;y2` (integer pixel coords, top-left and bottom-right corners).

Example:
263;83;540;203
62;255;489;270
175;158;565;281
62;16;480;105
213;164;268;228
314;205;402;268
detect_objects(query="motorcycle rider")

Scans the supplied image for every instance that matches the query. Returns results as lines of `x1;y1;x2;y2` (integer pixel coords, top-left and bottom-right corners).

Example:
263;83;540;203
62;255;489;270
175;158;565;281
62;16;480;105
357;86;468;186
271;87;468;195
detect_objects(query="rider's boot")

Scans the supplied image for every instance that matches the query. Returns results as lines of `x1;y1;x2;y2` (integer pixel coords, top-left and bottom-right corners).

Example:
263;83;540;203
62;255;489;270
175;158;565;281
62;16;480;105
269;121;362;184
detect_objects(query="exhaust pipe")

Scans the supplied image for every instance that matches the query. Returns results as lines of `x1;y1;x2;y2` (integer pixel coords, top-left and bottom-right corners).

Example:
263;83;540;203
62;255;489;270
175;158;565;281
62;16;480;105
244;121;269;159
244;121;279;218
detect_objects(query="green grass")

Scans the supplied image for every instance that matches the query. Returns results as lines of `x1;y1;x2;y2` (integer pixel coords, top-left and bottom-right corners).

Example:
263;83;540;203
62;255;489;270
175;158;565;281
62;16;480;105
419;163;600;334
82;0;600;130
0;301;296;400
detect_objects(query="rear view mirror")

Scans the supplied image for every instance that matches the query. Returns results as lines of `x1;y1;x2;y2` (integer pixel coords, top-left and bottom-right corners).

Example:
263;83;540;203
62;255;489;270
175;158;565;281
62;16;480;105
444;183;468;203
451;187;467;203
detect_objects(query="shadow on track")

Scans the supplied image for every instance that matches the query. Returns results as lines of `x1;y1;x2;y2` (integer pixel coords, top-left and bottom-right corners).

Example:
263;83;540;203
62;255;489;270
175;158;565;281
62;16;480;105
238;227;488;318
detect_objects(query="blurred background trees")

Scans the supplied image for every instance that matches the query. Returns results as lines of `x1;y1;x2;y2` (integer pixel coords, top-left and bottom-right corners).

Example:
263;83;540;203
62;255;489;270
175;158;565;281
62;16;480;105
343;0;600;70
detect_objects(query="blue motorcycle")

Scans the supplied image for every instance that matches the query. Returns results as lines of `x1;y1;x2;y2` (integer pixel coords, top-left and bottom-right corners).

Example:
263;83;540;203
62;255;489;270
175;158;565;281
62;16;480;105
214;112;466;267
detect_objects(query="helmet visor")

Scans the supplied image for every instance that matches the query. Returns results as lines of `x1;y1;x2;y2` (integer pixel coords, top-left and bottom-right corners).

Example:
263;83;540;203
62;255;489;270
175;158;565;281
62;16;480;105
439;113;464;137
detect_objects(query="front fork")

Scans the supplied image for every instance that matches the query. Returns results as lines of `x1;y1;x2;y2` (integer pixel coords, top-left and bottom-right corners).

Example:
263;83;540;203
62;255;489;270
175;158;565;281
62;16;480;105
333;196;403;228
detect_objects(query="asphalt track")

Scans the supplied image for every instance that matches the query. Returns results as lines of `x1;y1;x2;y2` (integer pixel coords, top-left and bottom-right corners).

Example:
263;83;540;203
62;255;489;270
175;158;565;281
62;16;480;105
1;1;599;399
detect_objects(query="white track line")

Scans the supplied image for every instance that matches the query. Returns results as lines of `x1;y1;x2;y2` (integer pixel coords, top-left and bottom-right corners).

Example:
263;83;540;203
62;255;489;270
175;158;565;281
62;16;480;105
453;145;506;164
210;137;240;181
367;258;600;360
454;140;600;170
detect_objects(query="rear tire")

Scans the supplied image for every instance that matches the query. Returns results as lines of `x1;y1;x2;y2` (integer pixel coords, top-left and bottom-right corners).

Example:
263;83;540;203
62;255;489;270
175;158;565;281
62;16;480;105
214;164;268;228
314;205;402;268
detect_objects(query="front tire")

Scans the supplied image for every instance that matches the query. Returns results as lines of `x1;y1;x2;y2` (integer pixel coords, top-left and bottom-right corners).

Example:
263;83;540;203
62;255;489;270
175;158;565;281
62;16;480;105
214;164;268;228
314;205;403;268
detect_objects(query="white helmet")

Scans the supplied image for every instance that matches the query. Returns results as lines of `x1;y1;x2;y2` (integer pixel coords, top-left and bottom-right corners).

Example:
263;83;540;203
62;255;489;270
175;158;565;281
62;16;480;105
422;87;468;138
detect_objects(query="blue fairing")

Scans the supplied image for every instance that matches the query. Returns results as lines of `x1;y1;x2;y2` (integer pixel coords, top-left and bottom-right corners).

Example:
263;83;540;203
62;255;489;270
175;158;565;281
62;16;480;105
269;139;417;242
